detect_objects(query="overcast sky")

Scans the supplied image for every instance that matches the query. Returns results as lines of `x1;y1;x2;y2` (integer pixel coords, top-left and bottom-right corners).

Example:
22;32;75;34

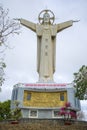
0;0;87;119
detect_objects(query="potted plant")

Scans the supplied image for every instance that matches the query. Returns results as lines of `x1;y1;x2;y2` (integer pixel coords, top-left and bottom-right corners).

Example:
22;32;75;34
11;100;22;124
59;102;77;125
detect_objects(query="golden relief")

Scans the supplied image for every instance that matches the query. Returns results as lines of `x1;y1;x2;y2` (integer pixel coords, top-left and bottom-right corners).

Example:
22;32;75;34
23;90;67;107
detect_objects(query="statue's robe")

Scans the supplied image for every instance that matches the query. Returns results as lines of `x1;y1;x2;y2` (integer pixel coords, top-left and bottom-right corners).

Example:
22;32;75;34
36;24;57;81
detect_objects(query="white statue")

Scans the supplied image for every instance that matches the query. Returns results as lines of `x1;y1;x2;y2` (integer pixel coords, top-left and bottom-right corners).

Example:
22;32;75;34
17;10;78;82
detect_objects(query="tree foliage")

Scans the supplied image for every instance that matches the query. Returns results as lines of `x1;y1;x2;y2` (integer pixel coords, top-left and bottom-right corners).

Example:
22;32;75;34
0;61;6;86
73;65;87;100
0;5;20;86
0;100;11;120
0;100;22;121
0;5;20;47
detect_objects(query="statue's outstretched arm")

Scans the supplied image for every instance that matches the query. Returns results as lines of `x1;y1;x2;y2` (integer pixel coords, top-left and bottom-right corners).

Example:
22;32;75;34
15;18;36;32
57;20;79;32
57;20;73;32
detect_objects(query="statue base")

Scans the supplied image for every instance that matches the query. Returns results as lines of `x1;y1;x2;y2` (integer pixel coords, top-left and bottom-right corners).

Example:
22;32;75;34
11;83;81;119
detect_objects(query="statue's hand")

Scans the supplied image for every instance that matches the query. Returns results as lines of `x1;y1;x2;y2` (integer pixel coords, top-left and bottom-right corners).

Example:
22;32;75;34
13;18;21;22
73;20;80;22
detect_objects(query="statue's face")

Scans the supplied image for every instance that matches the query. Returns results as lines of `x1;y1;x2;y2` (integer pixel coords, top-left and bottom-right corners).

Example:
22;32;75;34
43;13;50;23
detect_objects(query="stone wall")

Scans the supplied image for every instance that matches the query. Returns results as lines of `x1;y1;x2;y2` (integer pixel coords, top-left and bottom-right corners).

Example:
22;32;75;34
0;119;87;130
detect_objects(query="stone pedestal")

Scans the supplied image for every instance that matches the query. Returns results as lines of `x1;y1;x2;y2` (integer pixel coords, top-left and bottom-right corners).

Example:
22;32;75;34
11;83;81;119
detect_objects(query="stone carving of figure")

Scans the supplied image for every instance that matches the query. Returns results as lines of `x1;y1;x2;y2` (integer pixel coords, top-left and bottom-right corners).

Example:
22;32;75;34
18;10;77;82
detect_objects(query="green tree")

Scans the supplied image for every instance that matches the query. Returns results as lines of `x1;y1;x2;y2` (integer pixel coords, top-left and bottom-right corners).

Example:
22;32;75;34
0;100;22;121
0;61;6;87
73;65;87;100
0;100;11;120
0;5;20;86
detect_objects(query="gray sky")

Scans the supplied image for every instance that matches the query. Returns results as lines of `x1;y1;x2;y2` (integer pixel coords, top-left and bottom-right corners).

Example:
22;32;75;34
0;0;87;119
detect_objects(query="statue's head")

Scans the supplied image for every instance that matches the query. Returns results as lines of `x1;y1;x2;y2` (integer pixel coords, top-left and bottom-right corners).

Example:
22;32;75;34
38;9;55;25
43;12;50;24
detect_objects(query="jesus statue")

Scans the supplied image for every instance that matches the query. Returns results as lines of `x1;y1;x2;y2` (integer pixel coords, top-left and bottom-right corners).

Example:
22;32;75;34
18;9;78;82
